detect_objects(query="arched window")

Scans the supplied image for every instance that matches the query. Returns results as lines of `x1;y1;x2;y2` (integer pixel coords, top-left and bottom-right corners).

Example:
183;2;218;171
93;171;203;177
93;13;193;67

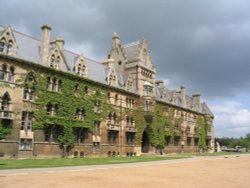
0;41;4;52
131;117;135;127
77;64;81;75
75;108;85;120
54;104;58;116
50;55;55;67
8;66;14;82
75;57;87;77
49;54;60;69
115;94;118;105
46;103;53;115
58;80;62;92
52;77;57;91
126;116;129;125
1;92;11;111
7;41;13;54
47;77;51;90
108;112;112;120
186;126;191;137
113;113;117;122
55;56;60;69
0;64;7;80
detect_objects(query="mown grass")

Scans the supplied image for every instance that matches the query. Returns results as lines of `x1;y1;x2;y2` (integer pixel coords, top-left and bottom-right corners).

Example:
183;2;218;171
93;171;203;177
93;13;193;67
1;152;248;170
196;151;249;156
0;155;188;170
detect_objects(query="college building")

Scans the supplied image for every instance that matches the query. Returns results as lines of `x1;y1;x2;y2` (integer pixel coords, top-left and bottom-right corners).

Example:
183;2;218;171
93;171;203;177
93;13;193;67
0;25;214;158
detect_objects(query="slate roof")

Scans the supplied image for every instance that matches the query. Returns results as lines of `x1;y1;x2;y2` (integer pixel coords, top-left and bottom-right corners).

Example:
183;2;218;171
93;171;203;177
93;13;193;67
122;41;140;62
0;25;108;84
0;25;213;116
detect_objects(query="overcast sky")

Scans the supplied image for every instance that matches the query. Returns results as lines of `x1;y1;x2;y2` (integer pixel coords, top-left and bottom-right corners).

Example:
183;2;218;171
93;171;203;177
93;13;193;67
1;0;250;138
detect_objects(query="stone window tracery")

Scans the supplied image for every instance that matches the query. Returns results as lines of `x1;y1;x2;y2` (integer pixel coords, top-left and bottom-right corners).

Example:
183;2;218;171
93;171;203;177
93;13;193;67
47;77;62;92
74;57;88;77
0;64;15;82
1;92;11;111
49;54;60;69
75;108;85;120
0;29;16;55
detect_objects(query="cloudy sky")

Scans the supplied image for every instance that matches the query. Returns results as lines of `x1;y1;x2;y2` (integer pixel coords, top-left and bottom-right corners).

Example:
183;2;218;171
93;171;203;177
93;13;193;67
1;0;250;138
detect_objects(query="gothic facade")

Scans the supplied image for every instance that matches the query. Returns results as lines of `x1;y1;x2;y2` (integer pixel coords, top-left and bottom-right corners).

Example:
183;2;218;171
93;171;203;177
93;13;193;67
0;25;214;158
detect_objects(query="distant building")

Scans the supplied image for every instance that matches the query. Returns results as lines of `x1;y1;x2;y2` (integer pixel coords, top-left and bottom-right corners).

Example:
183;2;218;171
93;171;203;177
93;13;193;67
0;25;214;158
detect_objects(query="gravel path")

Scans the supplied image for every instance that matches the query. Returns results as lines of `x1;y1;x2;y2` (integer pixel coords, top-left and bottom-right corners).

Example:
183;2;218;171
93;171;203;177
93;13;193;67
1;154;250;188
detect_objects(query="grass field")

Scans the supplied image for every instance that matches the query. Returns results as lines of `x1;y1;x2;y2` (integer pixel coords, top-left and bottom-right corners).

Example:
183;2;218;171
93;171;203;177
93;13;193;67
0;155;188;170
0;152;248;170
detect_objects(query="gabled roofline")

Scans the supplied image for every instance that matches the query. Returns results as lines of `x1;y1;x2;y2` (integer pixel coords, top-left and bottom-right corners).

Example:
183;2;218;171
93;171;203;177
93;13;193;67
0;53;140;98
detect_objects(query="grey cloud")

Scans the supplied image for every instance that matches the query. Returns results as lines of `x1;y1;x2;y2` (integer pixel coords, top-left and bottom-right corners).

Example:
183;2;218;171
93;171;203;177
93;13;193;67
1;0;250;99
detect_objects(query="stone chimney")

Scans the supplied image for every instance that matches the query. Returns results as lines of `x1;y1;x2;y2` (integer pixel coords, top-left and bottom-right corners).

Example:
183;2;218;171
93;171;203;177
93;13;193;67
112;32;121;49
101;58;115;69
55;37;64;51
180;86;186;108
155;80;164;88
192;92;201;111
40;25;51;64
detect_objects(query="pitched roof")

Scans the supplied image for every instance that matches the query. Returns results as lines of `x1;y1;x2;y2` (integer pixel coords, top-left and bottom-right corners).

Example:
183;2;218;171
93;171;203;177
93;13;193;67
122;41;140;62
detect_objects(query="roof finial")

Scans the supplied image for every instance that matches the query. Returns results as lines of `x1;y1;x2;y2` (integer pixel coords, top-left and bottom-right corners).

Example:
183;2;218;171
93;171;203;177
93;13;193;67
112;32;121;49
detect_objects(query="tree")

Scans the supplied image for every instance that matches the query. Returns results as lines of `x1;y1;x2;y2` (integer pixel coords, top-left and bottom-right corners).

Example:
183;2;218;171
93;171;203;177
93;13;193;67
58;126;75;158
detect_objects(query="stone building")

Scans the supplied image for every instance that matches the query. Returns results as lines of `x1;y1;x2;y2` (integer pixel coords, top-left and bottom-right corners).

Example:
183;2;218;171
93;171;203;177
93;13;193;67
0;25;214;158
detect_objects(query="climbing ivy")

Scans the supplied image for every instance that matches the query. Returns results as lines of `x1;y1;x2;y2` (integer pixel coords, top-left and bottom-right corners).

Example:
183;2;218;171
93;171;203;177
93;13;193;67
0;120;11;140
132;102;176;150
148;104;166;149
22;70;113;156
58;126;75;157
133;106;147;146
197;116;207;150
20;69;211;155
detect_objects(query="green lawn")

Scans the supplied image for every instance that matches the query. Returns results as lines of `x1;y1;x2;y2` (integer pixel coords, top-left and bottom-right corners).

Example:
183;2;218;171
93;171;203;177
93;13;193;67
0;156;188;170
196;151;249;156
1;152;248;170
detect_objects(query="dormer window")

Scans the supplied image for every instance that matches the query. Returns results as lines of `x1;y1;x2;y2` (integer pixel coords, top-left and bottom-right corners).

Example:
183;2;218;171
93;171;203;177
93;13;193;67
74;57;88;77
6;41;13;54
0;42;4;52
50;55;60;69
0;40;13;54
0;26;17;55
108;73;116;86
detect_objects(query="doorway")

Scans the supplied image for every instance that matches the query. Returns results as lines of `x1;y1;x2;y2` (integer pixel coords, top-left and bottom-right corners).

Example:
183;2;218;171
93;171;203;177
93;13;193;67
141;130;149;153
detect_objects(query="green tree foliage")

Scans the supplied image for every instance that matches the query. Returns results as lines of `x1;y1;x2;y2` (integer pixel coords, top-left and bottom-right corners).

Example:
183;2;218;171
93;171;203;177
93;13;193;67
0;120;11;140
218;134;250;149
58;126;75;157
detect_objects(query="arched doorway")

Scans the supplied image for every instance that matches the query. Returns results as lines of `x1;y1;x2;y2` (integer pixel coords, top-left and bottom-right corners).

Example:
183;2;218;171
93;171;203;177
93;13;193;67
141;130;149;153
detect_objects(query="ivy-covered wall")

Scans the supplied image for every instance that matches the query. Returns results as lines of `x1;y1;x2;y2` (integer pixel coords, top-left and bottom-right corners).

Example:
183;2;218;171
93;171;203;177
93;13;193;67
21;69;116;156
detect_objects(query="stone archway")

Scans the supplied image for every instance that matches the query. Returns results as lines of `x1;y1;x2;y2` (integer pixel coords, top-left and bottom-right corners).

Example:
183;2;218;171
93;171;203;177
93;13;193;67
141;130;149;153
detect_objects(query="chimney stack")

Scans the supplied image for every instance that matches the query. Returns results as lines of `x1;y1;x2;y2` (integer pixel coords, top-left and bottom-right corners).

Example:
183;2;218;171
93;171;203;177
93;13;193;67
55;37;64;51
40;25;51;64
112;32;121;49
192;92;201;111
156;80;164;88
180;86;186;108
